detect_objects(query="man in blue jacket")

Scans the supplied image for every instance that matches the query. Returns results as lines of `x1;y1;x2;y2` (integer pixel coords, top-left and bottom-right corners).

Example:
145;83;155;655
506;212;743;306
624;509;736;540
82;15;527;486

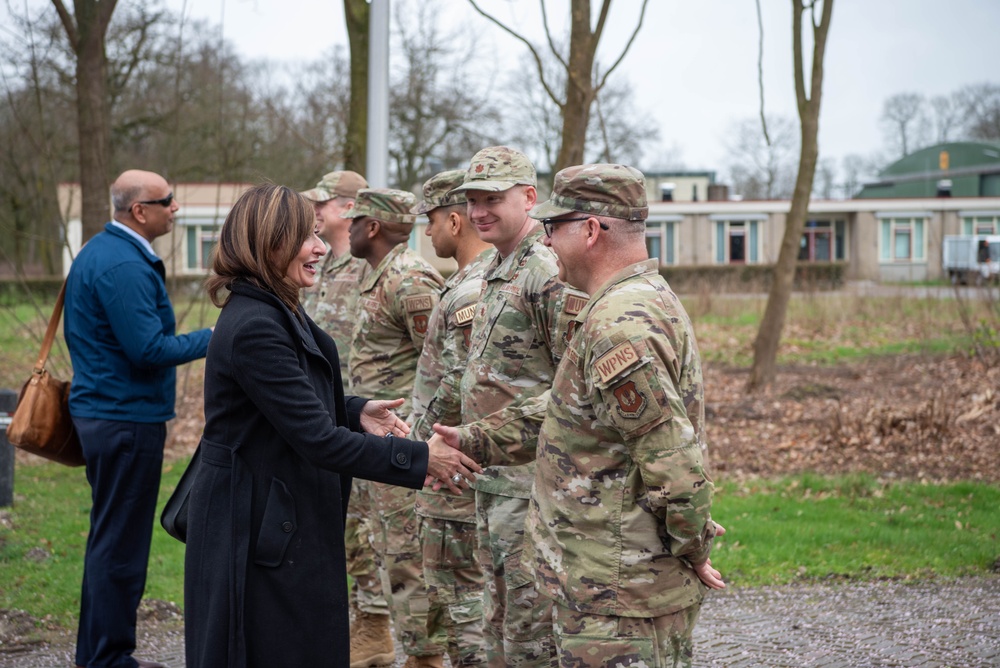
64;169;212;668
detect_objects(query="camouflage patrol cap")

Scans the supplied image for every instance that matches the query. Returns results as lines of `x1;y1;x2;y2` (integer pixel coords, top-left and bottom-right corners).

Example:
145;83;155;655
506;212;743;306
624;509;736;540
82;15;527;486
451;146;537;194
341;188;418;224
530;163;649;222
302;170;368;202
412;169;468;214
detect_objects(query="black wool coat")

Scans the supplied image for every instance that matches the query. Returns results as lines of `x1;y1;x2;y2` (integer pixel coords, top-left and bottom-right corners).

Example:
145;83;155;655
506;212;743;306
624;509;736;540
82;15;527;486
184;280;429;668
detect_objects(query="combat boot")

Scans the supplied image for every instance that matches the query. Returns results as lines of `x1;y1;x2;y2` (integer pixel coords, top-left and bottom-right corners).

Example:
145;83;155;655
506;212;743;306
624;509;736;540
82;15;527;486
402;654;445;668
349;611;395;668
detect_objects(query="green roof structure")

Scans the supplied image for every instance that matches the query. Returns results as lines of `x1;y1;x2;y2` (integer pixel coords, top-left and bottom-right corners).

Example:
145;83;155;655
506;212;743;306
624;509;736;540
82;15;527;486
856;141;1000;199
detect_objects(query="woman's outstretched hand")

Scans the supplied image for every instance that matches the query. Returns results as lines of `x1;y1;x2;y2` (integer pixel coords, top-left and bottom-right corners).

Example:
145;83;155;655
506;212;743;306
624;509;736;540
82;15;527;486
360;398;411;437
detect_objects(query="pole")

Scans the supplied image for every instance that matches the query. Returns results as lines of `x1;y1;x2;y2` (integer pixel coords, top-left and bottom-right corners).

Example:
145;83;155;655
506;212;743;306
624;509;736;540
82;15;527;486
366;0;390;188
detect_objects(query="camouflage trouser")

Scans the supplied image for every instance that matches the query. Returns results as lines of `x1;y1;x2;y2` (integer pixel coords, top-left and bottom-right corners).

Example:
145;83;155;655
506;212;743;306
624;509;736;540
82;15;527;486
346;478;387;614
551;600;701;668
372;480;445;657
419;515;487;666
476;490;555;668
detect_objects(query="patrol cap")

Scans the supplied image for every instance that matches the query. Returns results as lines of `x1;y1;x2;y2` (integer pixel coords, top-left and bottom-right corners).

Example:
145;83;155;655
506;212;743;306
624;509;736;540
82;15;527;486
342;188;418;224
530;163;649;222
302;170;368;202
450;146;537;194
412;169;468;214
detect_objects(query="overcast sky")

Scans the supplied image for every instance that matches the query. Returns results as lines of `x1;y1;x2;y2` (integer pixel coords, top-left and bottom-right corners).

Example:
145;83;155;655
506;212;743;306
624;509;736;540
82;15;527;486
9;0;1000;178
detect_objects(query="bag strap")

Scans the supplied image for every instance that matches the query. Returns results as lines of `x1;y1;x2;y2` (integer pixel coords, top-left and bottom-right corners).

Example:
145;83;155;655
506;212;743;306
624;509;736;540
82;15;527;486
35;280;68;373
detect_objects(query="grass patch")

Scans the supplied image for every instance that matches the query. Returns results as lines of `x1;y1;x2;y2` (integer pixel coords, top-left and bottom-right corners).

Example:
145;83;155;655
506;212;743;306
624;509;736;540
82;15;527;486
712;473;1000;586
1;466;996;628
0;459;189;627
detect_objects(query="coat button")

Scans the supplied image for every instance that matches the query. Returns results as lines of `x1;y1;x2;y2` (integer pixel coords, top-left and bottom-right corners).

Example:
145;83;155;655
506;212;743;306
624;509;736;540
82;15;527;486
282;521;294;533
395;453;407;465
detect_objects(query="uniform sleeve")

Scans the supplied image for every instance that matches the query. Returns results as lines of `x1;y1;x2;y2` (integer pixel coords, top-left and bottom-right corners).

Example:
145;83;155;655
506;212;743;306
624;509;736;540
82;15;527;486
592;331;716;565
393;271;442;351
95;261;211;369
409;305;466;441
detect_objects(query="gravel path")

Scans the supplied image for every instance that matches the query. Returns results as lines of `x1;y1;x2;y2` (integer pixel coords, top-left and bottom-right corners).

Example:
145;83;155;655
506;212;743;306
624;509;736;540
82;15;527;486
3;576;999;667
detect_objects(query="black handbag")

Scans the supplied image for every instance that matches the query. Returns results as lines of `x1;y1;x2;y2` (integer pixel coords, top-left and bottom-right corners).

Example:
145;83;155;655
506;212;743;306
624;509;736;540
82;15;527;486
160;446;201;543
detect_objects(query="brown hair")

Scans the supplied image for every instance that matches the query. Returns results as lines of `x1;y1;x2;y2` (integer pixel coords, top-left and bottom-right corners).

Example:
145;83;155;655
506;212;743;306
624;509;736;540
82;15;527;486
206;183;314;311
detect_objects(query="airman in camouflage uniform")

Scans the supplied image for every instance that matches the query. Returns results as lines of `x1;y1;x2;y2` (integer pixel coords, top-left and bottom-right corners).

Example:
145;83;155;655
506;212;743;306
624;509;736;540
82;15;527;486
346;188;447;667
524;164;725;668
299;172;387;639
410;170;493;667
430;147;587;668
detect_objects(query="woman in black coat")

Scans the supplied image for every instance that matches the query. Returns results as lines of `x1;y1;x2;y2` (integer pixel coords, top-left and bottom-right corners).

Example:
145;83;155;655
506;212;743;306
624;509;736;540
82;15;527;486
184;183;479;668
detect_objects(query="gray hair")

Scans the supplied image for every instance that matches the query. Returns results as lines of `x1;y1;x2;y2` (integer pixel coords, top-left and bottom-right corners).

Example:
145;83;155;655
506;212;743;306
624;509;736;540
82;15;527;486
110;183;141;213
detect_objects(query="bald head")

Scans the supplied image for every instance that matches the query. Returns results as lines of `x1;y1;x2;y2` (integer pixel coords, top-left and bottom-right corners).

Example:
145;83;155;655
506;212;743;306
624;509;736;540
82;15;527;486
111;169;178;241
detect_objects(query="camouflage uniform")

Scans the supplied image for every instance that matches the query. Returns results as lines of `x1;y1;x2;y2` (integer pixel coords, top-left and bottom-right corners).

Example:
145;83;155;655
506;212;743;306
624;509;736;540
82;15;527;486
524;164;717;668
409;170;492;667
301;172;385;617
445;147;588;668
346;188;446;658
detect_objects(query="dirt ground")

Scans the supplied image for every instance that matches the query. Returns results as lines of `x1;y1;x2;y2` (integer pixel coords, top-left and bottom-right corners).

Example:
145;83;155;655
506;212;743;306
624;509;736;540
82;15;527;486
156;352;1000;483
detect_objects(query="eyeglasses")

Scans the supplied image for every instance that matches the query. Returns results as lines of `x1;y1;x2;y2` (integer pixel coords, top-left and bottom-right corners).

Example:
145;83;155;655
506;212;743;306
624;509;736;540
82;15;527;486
541;215;609;238
135;193;174;208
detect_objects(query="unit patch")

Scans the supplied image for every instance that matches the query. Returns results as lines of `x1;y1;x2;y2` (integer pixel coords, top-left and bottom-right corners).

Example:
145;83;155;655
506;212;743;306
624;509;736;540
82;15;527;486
412;313;429;335
594;341;641;383
403;294;434;313
613;380;647;418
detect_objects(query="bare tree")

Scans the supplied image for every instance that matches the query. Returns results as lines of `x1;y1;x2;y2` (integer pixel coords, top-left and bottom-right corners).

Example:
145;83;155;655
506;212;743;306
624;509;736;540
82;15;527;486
880;92;928;158
51;0;118;242
467;0;650;173
387;1;500;191
747;0;834;393
956;82;1000;142
343;0;369;174
726;115;799;200
505;50;658;174
929;94;962;144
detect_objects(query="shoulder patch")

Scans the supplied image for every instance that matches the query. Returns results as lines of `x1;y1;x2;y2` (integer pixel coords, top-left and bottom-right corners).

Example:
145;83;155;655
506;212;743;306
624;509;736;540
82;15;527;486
564;294;588;316
594;341;641;384
454;304;476;326
500;283;522;298
403;294;435;313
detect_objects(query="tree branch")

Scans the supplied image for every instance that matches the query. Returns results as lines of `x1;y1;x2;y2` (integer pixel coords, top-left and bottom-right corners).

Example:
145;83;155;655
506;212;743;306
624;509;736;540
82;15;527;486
538;0;568;70
466;0;563;109
756;0;771;146
594;0;649;92
50;0;77;48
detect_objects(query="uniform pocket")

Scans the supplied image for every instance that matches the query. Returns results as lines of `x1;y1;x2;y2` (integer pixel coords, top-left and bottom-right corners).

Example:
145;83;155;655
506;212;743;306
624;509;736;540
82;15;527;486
254;478;296;567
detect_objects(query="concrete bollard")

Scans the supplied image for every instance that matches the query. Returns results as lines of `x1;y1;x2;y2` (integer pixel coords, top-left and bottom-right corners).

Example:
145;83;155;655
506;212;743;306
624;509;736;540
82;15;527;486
0;388;17;507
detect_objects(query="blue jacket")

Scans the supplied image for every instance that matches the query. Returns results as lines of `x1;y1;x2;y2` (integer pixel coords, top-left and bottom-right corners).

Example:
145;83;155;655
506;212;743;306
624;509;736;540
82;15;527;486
65;222;212;422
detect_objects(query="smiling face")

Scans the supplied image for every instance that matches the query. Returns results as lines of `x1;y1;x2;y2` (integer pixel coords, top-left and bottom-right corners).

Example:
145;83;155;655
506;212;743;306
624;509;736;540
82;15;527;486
313;197;353;242
285;225;327;288
541;214;589;288
465;185;536;257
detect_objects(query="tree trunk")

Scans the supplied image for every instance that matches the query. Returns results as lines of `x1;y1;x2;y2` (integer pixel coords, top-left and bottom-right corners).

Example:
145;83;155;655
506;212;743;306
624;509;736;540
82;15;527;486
554;0;596;172
343;0;369;175
747;0;833;392
52;0;118;243
75;27;112;242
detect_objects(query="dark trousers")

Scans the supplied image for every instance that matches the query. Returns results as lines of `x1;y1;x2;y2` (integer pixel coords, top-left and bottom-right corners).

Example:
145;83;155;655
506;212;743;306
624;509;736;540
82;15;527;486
73;417;166;668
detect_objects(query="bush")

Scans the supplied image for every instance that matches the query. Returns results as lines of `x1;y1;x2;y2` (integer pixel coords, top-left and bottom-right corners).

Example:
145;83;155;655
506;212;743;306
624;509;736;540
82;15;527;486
660;261;846;294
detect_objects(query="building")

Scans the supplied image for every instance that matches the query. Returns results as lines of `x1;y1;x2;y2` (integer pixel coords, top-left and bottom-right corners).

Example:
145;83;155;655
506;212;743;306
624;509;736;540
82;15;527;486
57;178;1000;285
857;141;1000;199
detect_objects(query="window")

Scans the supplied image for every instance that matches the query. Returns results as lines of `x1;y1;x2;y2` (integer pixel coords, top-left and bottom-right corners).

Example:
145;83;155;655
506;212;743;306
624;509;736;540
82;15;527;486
878;217;926;263
798;219;846;261
645;219;678;265
714;219;761;264
183;218;223;271
962;216;999;235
